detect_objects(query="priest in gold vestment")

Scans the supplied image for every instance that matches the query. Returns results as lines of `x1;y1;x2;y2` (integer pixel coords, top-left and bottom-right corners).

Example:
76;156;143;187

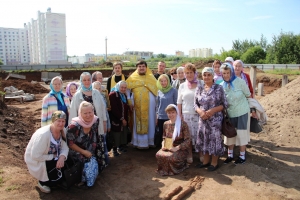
126;60;158;149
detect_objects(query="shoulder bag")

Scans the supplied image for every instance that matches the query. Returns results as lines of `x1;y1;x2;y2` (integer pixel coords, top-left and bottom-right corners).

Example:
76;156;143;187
222;109;237;138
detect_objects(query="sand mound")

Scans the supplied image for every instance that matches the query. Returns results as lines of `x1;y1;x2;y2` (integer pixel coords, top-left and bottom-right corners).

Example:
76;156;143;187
0;79;49;94
260;76;300;119
259;76;300;146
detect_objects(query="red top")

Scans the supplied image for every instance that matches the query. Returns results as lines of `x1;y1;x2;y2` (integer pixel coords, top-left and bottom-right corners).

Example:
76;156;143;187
244;73;254;98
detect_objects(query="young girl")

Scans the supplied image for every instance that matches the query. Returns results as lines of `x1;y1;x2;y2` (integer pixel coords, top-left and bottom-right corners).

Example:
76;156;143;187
212;60;223;84
155;104;191;176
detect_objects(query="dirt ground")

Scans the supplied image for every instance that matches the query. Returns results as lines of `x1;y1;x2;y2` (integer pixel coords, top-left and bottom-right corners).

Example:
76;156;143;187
0;72;300;200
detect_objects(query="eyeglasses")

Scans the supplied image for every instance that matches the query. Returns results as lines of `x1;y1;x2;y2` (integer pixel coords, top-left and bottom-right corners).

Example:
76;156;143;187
49;168;62;181
171;72;177;75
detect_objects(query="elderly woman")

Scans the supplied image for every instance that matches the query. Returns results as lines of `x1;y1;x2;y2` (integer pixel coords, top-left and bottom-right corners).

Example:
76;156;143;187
41;76;70;127
156;104;190;176
233;60;254;98
69;72;107;135
66;82;78;102
220;63;251;165
109;81;130;156
172;67;186;90
212;60;223;84
156;74;178;147
194;67;228;171
177;63;202;164
67;101;107;187
25;111;69;193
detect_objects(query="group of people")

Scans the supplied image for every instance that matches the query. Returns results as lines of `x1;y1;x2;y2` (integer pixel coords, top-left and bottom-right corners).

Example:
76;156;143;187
24;57;262;193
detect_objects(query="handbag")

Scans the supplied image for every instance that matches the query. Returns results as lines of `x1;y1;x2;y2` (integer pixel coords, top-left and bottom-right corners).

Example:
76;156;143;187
250;117;263;133
82;156;99;187
63;157;82;188
222;109;237;138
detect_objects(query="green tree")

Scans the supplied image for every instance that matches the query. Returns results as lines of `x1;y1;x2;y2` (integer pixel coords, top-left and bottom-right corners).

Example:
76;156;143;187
216;49;242;61
157;53;167;59
0;59;3;65
270;32;300;64
241;46;266;63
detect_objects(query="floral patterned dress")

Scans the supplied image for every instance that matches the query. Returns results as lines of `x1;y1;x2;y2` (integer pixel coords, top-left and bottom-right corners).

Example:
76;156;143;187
67;118;107;173
194;84;228;156
155;120;191;176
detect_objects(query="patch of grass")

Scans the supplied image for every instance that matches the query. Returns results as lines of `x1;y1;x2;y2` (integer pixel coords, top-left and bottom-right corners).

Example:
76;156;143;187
265;69;300;75
5;185;19;191
0;176;4;186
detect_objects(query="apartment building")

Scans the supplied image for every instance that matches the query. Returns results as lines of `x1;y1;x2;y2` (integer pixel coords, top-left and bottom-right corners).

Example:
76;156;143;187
189;48;213;58
26;8;67;64
0;27;30;65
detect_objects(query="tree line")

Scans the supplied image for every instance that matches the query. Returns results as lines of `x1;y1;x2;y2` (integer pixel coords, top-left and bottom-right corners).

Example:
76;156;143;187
151;31;300;64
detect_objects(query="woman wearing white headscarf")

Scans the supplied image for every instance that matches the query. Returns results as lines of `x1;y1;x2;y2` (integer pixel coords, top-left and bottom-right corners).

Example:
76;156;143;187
69;72;107;135
155;104;191;176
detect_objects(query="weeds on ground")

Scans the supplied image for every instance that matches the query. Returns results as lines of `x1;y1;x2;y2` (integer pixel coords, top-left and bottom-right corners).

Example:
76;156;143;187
0;176;4;186
5;185;20;191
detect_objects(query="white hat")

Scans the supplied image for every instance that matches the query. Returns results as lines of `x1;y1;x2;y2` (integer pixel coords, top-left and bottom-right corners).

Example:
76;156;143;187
225;57;234;63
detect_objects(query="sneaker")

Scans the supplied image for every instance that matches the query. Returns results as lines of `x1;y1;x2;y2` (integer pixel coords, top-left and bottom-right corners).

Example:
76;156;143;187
224;157;234;164
234;157;246;165
38;182;51;193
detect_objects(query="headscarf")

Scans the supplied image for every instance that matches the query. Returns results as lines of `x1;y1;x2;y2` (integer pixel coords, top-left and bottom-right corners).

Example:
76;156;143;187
72;101;98;128
185;71;198;89
51;110;67;123
202;67;215;77
78;72;93;92
51;110;67;142
92;81;102;90
66;82;78;99
111;80;127;103
233;60;249;86
49;76;65;105
220;62;236;89
167;104;182;141
156;74;172;93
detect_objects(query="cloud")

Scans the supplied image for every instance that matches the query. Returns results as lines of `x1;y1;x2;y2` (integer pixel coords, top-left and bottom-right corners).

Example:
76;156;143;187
252;15;273;20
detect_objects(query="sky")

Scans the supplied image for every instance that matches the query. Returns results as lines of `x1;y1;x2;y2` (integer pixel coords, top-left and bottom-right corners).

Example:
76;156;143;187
1;0;300;56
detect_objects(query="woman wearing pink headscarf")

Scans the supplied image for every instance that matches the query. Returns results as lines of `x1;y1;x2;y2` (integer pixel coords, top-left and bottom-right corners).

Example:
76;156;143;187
67;101;107;187
233;60;254;98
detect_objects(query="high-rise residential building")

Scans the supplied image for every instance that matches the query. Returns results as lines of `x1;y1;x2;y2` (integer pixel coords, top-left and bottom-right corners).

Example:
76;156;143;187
0;27;30;65
189;48;213;58
26;8;67;64
189;49;195;57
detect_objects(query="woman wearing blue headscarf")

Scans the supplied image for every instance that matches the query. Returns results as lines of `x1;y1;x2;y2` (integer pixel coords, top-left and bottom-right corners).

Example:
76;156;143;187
41;76;70;127
220;63;251;165
69;72;107;135
109;80;129;156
